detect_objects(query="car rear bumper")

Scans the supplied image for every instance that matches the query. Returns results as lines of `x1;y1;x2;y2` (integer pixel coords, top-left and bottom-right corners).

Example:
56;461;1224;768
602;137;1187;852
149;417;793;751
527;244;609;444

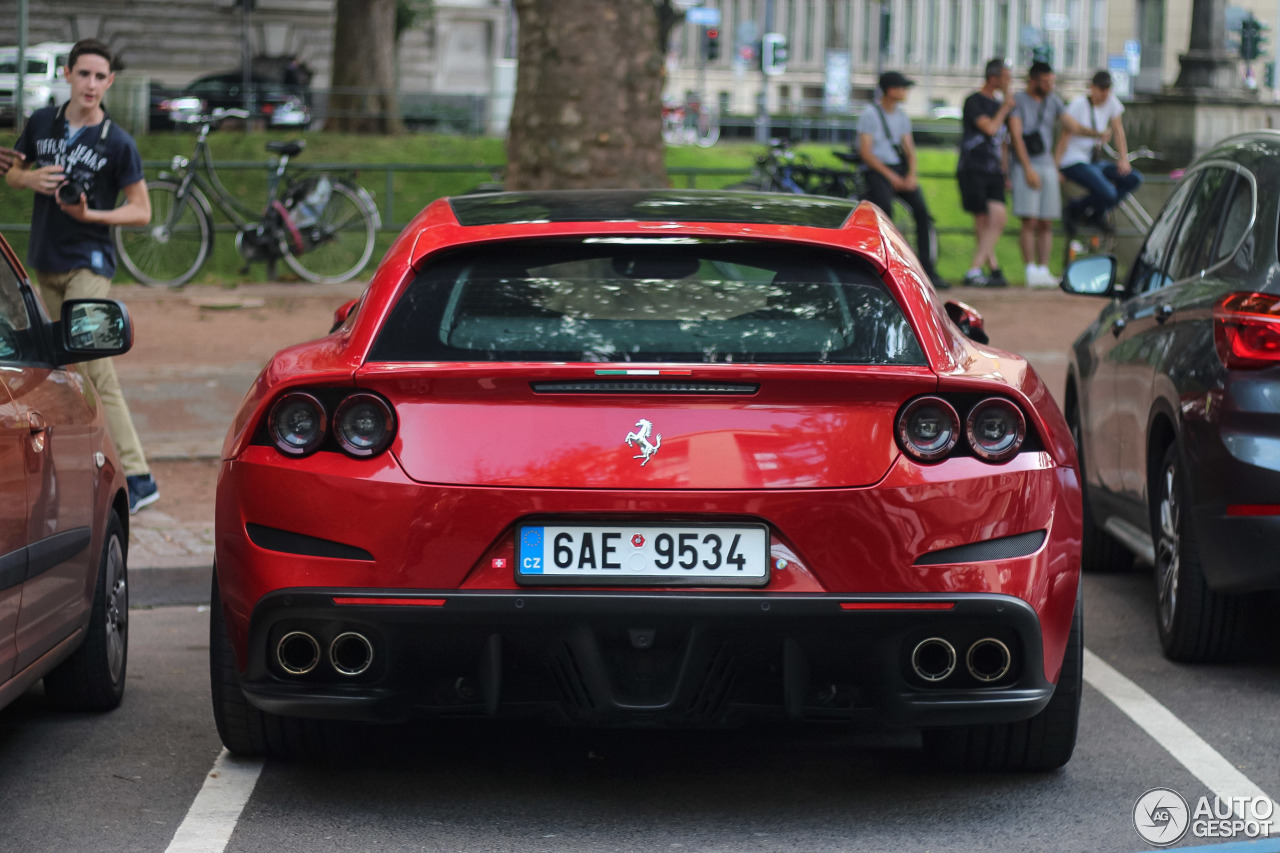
233;589;1056;728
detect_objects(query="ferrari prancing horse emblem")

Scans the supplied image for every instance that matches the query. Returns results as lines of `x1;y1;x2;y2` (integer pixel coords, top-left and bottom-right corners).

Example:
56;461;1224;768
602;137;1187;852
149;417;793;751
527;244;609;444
624;418;662;466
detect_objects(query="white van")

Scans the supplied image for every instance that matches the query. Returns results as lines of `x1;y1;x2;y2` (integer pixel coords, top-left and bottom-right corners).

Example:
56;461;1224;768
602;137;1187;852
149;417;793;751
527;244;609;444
0;42;74;120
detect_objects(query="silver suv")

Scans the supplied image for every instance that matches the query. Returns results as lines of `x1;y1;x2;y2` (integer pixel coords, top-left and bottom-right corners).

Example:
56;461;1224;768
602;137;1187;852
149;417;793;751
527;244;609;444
0;42;73;120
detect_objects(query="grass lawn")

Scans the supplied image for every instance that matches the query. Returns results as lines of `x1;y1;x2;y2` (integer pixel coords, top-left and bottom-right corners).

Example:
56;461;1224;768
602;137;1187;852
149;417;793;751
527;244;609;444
1;130;1060;286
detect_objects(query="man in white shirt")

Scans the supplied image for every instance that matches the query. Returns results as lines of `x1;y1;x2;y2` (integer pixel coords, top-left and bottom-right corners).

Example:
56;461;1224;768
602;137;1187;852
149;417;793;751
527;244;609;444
1056;71;1143;234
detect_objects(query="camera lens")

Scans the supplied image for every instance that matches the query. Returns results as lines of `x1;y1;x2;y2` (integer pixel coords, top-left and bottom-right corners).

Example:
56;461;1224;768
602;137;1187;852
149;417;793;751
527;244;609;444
57;180;84;205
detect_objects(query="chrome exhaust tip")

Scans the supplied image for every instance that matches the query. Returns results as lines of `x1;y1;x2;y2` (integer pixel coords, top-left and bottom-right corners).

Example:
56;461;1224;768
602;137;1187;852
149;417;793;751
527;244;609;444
276;631;321;675
329;632;374;676
911;637;957;682
967;638;1012;682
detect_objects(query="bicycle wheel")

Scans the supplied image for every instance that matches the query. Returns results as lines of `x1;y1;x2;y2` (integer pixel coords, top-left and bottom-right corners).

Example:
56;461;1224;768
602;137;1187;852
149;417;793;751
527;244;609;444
282;179;380;284
113;179;213;288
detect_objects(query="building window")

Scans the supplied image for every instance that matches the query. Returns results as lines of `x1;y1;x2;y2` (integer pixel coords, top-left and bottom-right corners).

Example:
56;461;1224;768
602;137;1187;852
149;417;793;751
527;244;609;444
971;1;985;67
904;0;917;64
1065;0;1080;68
993;0;1009;62
1088;0;1105;70
948;0;961;66
925;0;938;67
803;0;815;63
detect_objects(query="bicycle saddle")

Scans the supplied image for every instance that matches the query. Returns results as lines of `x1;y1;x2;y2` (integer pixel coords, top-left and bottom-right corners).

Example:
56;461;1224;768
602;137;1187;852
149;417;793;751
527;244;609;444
833;150;862;165
266;140;306;157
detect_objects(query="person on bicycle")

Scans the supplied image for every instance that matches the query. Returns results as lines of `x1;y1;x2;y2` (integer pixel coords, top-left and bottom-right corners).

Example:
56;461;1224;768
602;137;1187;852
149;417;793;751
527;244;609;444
5;39;159;514
958;59;1016;288
1057;70;1143;235
1008;61;1066;288
856;71;949;291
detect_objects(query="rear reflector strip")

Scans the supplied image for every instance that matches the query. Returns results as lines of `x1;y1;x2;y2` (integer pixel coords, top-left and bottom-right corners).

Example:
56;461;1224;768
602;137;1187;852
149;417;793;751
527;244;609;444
533;380;758;395
1226;504;1280;517
595;369;693;376
839;602;956;611
331;597;446;607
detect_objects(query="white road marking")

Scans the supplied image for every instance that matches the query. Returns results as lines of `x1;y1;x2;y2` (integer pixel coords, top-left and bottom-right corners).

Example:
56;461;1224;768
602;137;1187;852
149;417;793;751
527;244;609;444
1084;648;1280;833
165;749;264;853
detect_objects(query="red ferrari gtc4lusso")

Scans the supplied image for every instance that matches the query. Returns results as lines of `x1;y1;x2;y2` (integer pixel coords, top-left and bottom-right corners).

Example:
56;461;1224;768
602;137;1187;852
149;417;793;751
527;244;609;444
212;190;1083;769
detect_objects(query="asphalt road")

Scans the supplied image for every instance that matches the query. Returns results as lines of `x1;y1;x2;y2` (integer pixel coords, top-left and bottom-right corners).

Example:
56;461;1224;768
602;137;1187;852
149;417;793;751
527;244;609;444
2;572;1278;853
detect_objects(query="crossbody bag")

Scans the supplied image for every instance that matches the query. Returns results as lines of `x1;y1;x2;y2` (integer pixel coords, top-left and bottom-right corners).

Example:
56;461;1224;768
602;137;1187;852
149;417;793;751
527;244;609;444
876;105;909;172
1021;97;1048;157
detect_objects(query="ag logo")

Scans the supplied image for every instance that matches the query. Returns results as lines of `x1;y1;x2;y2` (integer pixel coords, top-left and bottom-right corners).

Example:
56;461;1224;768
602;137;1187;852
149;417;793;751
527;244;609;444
1133;788;1190;846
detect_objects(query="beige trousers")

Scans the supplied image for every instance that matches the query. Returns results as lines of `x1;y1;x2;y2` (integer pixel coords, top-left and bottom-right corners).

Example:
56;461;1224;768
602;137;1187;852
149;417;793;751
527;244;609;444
36;268;150;478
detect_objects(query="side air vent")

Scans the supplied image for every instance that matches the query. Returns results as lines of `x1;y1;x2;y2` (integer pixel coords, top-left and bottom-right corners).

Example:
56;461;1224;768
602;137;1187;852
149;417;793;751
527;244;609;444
913;530;1047;566
246;523;374;561
531;381;759;395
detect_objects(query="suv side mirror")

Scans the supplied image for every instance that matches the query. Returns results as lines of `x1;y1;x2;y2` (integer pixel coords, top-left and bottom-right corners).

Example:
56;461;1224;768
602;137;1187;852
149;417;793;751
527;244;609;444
1061;255;1117;296
56;298;133;365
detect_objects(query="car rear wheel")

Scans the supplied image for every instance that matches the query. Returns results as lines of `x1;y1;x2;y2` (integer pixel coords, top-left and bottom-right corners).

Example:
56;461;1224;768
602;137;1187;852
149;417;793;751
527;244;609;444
1153;444;1250;662
44;512;128;711
1069;402;1132;572
923;584;1082;772
209;569;348;758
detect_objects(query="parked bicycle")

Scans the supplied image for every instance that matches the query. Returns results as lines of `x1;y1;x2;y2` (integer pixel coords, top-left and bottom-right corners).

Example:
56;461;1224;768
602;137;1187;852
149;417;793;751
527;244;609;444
661;96;720;148
114;108;381;287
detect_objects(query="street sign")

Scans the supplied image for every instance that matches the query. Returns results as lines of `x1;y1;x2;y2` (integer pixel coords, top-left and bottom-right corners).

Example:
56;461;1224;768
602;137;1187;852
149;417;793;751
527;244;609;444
824;50;851;113
1124;39;1142;75
686;7;721;27
1043;12;1068;32
1107;55;1133;99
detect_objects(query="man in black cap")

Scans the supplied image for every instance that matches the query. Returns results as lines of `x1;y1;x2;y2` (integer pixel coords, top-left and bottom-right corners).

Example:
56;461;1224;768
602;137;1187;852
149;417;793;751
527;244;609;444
856;71;948;290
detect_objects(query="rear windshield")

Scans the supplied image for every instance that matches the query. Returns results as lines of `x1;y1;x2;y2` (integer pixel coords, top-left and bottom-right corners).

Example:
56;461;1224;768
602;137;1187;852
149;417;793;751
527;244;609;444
369;240;925;365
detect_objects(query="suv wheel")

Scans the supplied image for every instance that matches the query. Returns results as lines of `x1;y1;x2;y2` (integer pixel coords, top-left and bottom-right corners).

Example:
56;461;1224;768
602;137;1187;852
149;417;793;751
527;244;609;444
1153;443;1250;661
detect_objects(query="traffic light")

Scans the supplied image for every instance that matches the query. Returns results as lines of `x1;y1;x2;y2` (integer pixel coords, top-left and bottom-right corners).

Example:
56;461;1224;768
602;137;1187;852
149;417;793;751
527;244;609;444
761;33;788;76
704;28;721;62
1240;15;1267;62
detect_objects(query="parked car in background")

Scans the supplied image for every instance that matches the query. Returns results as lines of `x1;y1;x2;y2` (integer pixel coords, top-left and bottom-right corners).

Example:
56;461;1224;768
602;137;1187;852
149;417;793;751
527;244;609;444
1062;130;1280;662
211;189;1084;770
0;42;73;122
149;61;311;131
1;231;134;714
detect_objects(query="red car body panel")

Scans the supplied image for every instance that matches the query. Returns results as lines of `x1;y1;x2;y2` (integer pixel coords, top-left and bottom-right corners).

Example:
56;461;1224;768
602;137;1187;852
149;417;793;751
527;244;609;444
214;193;1082;729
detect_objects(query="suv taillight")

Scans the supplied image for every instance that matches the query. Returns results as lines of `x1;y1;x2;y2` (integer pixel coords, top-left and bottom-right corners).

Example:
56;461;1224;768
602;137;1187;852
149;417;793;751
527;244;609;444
1214;292;1280;369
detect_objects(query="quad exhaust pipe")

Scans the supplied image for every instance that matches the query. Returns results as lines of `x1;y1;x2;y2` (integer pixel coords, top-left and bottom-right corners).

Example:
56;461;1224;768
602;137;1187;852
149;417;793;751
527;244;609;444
276;631;321;675
966;638;1012;682
329;631;374;676
910;637;957;682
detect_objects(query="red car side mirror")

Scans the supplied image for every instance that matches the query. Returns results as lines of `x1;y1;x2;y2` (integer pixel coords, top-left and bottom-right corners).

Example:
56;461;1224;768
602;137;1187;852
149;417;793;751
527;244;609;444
945;300;989;345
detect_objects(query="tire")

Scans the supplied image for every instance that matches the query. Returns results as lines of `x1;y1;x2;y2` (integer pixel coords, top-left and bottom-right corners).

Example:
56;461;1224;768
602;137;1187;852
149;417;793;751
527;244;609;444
113;179;213;288
209;570;345;758
924;584;1083;772
1068;403;1133;572
44;512;128;711
282;180;380;284
1152;444;1250;662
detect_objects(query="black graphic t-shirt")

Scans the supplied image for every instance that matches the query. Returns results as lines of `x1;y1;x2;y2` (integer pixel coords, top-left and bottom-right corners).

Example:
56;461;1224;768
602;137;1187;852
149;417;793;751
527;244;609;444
15;104;145;278
959;92;1005;176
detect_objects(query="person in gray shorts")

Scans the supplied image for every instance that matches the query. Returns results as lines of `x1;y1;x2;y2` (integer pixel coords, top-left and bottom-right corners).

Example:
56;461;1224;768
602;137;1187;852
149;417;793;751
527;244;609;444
1008;61;1065;288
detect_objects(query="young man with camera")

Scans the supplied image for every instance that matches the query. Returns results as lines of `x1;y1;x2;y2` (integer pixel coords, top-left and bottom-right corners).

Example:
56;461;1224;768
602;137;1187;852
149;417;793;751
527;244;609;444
856;71;949;291
1008;61;1065;288
5;38;158;513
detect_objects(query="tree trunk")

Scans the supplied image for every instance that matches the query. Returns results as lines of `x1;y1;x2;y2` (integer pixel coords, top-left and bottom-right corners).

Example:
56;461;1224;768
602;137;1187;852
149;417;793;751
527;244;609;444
329;0;404;134
506;0;668;190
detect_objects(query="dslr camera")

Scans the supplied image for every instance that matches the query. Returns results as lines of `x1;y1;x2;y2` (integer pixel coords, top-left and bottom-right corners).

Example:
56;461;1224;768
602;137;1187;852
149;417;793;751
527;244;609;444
56;175;89;206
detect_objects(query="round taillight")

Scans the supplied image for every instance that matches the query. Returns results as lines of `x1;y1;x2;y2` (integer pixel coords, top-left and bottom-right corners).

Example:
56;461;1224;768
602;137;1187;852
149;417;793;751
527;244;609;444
333;393;396;457
268;392;326;456
965;398;1026;463
897;396;960;462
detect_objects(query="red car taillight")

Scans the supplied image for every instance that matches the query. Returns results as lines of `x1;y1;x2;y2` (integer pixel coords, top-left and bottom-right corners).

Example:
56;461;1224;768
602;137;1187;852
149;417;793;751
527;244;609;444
266;390;397;459
1214;292;1280;369
333;393;397;457
965;398;1026;463
896;395;1030;464
268;392;326;456
897;396;960;462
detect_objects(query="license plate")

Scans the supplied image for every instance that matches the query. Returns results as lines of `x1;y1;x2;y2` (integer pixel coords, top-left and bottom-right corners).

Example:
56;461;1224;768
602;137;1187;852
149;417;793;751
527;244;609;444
515;523;770;587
